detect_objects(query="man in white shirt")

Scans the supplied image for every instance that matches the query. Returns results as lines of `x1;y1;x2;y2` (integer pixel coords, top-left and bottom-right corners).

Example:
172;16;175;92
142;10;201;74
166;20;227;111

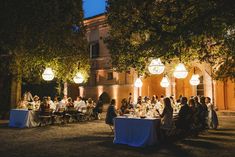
74;96;86;113
48;96;56;112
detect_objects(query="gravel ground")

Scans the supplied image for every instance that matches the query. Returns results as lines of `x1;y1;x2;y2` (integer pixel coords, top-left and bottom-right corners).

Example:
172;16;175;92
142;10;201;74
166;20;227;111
0;114;235;157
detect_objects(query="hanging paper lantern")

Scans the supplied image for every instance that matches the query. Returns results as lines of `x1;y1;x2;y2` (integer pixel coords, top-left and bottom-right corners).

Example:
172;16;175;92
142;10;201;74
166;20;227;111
160;76;170;88
173;63;188;79
73;72;84;84
42;68;54;81
148;58;165;74
190;74;200;86
134;78;143;88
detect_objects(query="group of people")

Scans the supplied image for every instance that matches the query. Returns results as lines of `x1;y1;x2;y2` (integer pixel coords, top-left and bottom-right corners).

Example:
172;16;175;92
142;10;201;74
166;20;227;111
17;91;105;121
105;94;218;140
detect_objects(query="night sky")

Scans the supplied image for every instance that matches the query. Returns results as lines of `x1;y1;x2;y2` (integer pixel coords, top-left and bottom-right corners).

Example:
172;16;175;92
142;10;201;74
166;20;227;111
83;0;106;18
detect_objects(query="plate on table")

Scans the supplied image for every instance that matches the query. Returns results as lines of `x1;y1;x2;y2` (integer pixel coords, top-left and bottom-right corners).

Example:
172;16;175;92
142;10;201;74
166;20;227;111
123;114;131;118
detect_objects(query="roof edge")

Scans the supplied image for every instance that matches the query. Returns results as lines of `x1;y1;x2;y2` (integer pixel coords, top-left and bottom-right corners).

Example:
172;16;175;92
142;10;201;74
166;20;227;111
84;12;106;20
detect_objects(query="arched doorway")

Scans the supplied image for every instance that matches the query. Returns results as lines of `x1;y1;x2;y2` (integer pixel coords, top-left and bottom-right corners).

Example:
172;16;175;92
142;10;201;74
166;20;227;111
99;92;111;104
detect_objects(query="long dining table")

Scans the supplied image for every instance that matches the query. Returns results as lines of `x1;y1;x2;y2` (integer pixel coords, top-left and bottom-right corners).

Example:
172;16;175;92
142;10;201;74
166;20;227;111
113;116;161;147
9;109;40;128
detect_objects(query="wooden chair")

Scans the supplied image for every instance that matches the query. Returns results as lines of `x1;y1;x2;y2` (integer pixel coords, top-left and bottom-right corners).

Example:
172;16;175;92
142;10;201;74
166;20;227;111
38;112;53;126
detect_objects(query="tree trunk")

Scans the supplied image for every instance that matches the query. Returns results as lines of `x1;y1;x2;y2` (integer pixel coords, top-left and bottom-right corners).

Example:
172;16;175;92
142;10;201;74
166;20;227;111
10;75;22;109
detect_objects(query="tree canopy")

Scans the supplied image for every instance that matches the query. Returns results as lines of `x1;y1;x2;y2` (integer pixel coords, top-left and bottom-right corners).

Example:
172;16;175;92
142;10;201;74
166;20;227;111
0;0;89;83
105;0;235;80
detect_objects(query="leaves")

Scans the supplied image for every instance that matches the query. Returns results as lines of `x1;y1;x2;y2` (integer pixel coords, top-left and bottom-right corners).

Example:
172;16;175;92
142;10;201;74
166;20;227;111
106;0;235;80
0;0;90;83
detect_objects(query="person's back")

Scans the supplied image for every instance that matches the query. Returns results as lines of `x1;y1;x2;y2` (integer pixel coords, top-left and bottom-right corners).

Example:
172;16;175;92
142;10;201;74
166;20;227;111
105;99;117;125
40;97;50;116
94;98;103;113
158;97;173;130
176;97;191;131
200;96;209;129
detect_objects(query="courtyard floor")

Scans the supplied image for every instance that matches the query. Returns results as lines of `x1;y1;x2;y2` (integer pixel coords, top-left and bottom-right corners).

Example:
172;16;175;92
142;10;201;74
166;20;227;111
0;115;235;157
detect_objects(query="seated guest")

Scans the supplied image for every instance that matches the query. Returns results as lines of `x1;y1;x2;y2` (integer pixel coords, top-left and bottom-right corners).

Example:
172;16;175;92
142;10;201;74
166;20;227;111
23;90;34;102
151;95;158;104
74;96;86;113
17;95;28;109
55;97;66;113
156;97;174;139
120;98;130;115
53;96;59;108
66;97;74;108
93;97;104;120
39;97;51;116
31;95;41;110
86;98;96;109
86;98;96;116
61;95;68;106
176;97;191;133
48;96;56;112
135;96;142;109
105;99;117;126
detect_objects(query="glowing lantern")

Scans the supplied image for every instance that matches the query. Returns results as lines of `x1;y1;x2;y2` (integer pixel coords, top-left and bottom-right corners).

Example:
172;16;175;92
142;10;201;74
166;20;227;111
134;78;143;88
160;76;170;88
190;74;200;86
73;72;84;84
148;58;165;74
173;63;188;79
42;68;54;81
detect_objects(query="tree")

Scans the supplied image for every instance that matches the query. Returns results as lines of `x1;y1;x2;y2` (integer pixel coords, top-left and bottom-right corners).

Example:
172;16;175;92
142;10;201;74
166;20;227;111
0;0;90;83
105;0;235;80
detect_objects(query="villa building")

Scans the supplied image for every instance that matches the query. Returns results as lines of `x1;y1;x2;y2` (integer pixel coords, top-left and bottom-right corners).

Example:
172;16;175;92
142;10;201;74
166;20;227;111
78;13;235;110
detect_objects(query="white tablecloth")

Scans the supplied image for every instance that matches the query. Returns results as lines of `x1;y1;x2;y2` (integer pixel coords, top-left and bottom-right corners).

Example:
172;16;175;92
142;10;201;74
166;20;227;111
9;109;40;128
114;117;160;147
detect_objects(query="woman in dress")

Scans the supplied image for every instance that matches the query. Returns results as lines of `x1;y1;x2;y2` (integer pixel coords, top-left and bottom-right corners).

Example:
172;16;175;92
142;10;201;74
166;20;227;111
156;97;174;140
205;97;218;129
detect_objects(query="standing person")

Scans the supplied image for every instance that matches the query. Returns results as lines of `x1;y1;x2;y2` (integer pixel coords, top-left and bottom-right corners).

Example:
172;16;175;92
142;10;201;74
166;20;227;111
176;97;191;133
23;90;33;102
105;99;117;126
205;97;218;129
93;97;104;120
128;93;133;105
200;96;209;130
188;98;200;135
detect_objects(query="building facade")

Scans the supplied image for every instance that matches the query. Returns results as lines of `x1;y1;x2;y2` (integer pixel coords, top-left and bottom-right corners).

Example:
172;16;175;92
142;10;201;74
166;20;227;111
79;14;235;110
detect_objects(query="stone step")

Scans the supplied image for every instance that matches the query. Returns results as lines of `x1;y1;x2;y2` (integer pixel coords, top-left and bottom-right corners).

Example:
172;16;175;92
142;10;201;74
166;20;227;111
217;110;235;116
